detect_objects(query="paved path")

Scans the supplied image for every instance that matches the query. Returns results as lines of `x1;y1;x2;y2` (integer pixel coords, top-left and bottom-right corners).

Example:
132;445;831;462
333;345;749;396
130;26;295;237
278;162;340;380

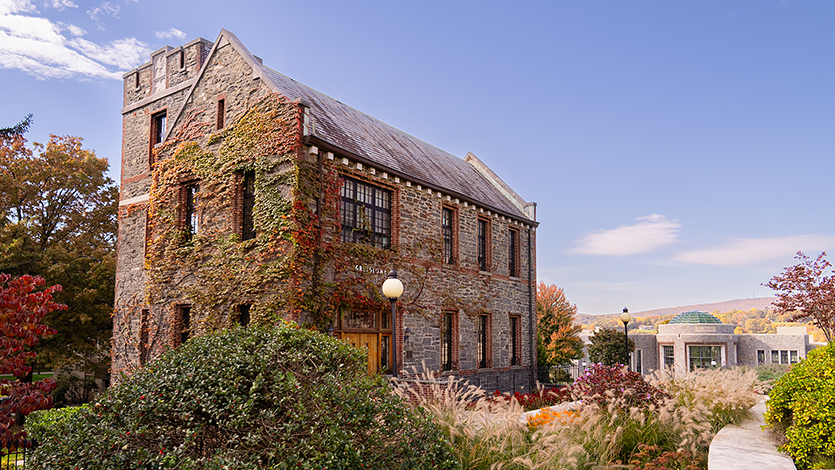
708;396;796;470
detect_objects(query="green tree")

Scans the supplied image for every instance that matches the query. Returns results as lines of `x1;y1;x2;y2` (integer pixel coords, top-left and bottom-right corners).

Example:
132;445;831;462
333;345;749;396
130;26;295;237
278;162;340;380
536;282;583;367
0;132;117;376
588;328;634;366
0;114;32;139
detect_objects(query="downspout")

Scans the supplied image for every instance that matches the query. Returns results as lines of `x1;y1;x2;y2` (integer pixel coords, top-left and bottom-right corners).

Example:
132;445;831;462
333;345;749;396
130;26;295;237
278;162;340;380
528;223;536;390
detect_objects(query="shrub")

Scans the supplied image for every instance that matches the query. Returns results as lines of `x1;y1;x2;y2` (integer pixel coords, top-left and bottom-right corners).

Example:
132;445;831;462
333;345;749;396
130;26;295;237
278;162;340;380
765;343;835;469
24;406;87;445
490;386;572;411
573;363;670;411
29;323;457;469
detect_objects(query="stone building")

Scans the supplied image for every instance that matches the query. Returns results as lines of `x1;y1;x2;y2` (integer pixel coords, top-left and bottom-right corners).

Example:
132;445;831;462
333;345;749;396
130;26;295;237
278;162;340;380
113;29;538;391
578;311;817;376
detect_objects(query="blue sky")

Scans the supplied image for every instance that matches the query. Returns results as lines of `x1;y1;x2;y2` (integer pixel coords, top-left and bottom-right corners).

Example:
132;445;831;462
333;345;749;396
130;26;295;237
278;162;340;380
2;0;833;314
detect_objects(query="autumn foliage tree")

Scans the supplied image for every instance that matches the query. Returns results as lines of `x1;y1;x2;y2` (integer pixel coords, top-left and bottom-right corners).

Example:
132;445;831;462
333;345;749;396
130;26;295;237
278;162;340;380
766;251;835;343
537;282;583;367
0;274;63;449
0;130;117;375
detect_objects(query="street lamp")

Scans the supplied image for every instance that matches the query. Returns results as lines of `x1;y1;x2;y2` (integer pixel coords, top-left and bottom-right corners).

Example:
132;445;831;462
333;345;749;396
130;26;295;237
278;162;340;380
382;270;404;378
620;307;631;371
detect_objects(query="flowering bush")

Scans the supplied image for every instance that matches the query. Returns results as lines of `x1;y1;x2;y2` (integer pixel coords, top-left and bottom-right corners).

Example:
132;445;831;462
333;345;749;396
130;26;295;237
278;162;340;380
490;386;572;411
573;363;670;411
628;443;705;470
527;408;579;428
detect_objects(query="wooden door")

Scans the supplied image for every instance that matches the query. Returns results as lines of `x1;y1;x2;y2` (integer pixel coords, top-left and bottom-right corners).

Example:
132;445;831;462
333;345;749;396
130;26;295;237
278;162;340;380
341;333;379;374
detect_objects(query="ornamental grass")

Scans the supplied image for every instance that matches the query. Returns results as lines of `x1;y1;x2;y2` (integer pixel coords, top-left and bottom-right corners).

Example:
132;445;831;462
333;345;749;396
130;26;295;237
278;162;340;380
395;365;760;470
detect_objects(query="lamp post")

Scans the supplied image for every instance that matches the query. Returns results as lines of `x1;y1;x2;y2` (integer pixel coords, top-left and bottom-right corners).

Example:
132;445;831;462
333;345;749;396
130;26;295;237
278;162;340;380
382;270;404;378
620;307;631;371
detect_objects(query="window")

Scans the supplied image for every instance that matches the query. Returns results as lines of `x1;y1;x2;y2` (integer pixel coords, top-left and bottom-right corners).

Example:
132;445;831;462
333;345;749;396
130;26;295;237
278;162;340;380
509;315;520;366
150;110;166;166
237;304;251;328
341;310;378;330
152;111;166;146
183;183;200;240
340;176;392;248
477;218;490;271
689;345;722;371
508;228;519;277
178;306;191;345
216;99;225;129
771;350;799;364
134;71;140;88
442;207;454;264
442;312;453;371
241;171;255;241
662;345;675;369
757;350;765;365
477;314;491;368
634;349;642;373
139;309;150;365
179;49;185;69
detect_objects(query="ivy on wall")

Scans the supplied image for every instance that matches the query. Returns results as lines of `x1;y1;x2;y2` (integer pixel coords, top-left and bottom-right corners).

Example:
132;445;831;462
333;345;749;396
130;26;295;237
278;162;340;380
113;92;507;376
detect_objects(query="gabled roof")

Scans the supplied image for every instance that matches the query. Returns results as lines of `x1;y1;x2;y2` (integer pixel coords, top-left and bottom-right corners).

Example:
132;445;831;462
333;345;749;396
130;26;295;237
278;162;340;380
180;29;535;223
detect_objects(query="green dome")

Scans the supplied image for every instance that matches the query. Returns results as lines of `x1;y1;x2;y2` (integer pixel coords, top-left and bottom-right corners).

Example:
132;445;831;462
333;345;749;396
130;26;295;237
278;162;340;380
669;311;722;324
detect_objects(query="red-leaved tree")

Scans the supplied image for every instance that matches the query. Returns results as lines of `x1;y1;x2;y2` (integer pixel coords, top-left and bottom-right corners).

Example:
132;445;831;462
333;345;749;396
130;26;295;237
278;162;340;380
765;252;835;343
0;274;63;449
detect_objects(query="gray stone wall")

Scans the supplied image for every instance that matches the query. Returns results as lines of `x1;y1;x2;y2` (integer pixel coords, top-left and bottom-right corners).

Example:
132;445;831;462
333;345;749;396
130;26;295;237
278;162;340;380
113;35;538;392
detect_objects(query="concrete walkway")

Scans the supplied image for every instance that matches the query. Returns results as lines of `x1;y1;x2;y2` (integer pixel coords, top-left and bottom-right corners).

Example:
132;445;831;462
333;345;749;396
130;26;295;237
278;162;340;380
708;396;796;470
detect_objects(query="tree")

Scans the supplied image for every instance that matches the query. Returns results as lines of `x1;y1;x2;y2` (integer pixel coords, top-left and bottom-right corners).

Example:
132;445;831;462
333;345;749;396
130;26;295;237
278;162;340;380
587;328;634;366
0;115;31;139
0;274;63;449
0;132;117;375
536;282;583;367
765;252;835;343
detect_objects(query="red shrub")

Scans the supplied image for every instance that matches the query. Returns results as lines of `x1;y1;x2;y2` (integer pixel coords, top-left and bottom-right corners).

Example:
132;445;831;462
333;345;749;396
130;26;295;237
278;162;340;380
572;363;669;411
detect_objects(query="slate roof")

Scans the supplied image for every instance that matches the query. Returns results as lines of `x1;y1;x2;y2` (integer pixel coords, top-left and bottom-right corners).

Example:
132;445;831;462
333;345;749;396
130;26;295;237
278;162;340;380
227;37;533;222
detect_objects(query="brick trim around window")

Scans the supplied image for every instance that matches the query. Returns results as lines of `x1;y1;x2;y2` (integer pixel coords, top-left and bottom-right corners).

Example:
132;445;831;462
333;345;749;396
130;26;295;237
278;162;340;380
477;216;492;272
441;309;459;371
149;109;167;169
441;205;459;265
477;313;493;369
509;314;522;366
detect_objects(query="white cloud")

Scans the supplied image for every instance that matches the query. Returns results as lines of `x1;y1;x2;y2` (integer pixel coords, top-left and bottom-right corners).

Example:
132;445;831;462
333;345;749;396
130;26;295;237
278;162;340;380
45;0;77;10
0;3;151;79
672;235;835;266
86;1;118;21
0;0;37;16
69;37;149;69
59;21;85;36
570;214;681;256
155;27;185;40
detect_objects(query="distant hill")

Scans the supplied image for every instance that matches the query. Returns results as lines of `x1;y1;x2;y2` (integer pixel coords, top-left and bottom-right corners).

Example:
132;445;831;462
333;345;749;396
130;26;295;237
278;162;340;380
576;297;777;325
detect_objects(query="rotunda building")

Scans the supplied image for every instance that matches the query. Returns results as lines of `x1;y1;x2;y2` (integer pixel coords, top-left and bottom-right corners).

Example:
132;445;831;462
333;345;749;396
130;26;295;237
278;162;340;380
656;311;738;373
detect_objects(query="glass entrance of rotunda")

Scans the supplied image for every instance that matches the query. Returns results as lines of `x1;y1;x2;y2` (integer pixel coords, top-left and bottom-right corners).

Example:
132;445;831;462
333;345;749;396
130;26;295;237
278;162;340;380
688;345;722;371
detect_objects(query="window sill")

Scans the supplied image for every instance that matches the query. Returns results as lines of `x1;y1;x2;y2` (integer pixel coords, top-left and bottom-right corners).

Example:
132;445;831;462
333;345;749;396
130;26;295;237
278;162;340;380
478;270;492;277
509;276;521;281
476;367;495;373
